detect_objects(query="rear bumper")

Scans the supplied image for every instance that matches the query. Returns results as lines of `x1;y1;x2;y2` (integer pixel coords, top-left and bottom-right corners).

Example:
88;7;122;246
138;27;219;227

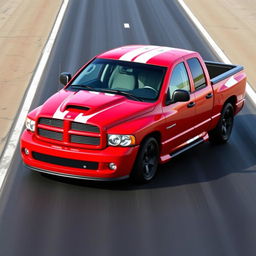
235;98;245;114
21;130;139;180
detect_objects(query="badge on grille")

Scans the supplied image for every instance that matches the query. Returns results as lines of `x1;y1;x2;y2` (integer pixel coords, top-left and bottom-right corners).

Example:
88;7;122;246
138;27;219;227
83;165;87;169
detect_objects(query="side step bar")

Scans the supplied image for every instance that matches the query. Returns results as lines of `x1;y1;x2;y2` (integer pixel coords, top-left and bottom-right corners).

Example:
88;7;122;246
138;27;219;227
170;138;204;158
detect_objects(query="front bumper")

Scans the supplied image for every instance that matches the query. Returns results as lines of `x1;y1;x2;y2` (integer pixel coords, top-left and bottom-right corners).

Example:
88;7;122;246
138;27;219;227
21;130;139;180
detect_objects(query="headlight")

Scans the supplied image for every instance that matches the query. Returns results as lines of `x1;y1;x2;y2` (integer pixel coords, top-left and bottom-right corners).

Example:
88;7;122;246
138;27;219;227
25;117;35;132
108;134;136;147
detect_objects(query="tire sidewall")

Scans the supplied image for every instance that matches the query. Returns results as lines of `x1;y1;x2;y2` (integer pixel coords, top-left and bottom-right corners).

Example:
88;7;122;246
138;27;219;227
220;103;234;141
131;137;159;183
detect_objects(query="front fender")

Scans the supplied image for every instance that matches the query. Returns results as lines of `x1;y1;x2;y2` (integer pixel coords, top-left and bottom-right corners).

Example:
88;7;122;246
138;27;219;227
107;112;165;145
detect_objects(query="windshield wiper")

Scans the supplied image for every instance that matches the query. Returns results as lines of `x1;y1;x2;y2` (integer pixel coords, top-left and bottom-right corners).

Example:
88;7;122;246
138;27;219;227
97;89;144;102
71;86;143;102
71;84;97;91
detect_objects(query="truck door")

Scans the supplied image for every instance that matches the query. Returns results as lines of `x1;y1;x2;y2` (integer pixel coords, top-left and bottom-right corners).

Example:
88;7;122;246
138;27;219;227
162;62;197;153
187;57;214;135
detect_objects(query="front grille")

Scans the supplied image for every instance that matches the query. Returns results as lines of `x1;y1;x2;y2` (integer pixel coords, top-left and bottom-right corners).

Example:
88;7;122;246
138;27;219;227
32;152;98;170
36;118;102;148
71;122;100;133
70;135;100;145
38;128;63;141
39;118;63;128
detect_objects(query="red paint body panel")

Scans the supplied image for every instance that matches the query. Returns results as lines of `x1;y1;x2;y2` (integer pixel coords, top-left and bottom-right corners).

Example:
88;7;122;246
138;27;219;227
21;130;139;179
20;45;247;180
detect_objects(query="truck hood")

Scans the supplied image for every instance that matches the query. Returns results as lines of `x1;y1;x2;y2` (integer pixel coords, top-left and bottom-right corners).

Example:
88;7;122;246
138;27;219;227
37;89;155;129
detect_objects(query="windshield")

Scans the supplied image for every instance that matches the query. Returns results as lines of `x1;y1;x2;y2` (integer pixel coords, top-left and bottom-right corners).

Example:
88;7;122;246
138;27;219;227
68;58;166;102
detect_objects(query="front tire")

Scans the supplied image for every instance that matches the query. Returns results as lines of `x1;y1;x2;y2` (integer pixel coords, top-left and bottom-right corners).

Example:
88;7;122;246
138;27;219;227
130;137;159;184
209;103;234;144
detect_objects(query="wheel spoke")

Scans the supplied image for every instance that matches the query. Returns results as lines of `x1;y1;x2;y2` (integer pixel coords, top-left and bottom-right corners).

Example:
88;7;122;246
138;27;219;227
209;104;234;144
227;118;232;126
148;158;155;165
222;125;227;135
148;144;154;155
142;141;158;179
145;164;150;174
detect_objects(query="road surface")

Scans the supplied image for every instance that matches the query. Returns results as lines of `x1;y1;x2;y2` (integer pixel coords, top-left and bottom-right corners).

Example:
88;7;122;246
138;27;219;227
0;1;255;255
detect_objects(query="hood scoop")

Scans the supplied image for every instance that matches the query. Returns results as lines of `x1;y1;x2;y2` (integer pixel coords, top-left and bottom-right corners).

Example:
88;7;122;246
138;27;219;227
65;105;90;112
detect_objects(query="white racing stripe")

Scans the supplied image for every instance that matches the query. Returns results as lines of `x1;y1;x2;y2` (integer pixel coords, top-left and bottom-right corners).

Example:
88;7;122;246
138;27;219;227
74;102;123;124
52;93;74;119
134;47;171;63
119;45;158;61
89;91;100;94
225;76;238;88
53;105;69;119
0;0;70;192
177;0;256;106
104;93;115;96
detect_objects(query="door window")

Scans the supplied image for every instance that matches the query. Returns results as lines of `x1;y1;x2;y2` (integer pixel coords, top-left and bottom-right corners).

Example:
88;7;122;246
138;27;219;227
187;58;206;90
168;62;190;99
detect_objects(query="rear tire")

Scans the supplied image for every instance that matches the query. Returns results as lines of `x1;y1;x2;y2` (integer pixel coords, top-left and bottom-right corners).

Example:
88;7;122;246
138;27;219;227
130;137;159;184
209;103;234;144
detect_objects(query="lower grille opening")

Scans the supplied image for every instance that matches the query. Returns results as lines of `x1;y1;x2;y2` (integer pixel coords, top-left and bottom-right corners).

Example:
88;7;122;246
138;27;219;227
32;152;98;170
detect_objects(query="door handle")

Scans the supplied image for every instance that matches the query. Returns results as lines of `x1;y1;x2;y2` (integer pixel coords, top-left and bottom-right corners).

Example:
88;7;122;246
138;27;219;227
187;101;196;108
206;93;213;99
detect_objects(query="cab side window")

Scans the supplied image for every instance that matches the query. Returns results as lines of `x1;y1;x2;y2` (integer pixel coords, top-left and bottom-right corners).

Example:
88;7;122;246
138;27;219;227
169;62;190;100
187;58;206;90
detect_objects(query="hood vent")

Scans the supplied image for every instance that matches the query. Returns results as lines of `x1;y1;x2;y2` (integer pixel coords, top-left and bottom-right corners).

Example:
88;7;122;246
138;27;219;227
65;105;90;111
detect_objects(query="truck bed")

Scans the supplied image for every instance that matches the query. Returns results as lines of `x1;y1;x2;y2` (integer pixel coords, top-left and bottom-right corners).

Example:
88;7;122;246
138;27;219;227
205;61;244;85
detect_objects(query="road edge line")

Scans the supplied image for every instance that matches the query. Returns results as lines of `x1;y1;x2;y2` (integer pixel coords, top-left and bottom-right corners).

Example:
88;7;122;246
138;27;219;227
0;0;70;191
177;0;256;106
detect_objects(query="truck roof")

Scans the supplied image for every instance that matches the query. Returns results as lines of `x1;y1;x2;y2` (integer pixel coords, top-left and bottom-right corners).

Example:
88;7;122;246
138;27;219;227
97;45;195;67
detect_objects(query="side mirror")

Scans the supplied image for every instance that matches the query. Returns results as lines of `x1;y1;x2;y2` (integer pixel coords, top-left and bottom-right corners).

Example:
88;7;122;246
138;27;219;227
166;89;190;105
172;89;190;103
60;72;72;85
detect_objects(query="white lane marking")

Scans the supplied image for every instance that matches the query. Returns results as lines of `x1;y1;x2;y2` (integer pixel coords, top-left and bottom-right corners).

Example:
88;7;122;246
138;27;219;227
177;0;256;106
119;45;158;61
74;102;123;124
0;0;70;191
123;23;130;28
246;86;256;105
225;76;238;88
134;47;171;63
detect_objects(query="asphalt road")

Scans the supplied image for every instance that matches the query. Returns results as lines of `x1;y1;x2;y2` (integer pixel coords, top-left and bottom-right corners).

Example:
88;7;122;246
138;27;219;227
0;1;256;255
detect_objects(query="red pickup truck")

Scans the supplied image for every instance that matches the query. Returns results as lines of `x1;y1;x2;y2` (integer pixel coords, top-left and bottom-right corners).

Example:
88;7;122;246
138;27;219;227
21;45;246;183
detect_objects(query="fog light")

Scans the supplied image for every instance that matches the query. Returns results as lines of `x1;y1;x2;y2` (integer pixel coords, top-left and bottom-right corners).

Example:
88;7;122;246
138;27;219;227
24;148;30;155
109;163;117;170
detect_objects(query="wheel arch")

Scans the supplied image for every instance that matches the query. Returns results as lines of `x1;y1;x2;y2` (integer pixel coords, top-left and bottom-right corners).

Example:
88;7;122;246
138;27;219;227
223;95;237;112
131;131;161;183
140;131;162;151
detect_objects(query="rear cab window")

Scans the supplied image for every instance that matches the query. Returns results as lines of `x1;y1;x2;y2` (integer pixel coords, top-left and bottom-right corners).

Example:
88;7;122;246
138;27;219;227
187;58;206;91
